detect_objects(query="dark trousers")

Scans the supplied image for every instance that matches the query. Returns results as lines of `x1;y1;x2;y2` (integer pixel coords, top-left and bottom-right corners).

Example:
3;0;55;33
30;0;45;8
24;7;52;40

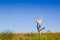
37;23;41;30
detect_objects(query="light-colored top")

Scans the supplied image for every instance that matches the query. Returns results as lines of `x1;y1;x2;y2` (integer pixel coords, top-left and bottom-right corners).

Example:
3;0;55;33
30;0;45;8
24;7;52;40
36;18;42;24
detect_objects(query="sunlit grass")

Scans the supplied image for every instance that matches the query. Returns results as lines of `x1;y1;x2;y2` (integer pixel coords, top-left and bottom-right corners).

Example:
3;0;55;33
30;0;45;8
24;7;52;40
0;32;60;40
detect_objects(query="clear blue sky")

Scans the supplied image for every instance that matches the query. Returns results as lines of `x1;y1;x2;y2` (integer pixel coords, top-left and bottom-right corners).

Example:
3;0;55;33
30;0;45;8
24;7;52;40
0;0;60;33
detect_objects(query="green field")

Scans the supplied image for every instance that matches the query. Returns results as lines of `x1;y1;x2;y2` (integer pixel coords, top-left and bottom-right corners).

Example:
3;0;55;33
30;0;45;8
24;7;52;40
0;32;60;40
18;32;60;40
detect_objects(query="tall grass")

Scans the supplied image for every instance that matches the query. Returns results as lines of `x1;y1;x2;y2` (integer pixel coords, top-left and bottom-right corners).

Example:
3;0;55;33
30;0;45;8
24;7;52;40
0;32;60;40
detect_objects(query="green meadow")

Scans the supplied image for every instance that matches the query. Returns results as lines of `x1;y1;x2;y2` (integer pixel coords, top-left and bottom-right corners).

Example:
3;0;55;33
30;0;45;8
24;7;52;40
0;32;60;40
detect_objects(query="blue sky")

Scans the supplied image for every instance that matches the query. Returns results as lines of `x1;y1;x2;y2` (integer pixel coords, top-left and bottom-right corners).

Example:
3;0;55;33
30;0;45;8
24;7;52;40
0;0;60;33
